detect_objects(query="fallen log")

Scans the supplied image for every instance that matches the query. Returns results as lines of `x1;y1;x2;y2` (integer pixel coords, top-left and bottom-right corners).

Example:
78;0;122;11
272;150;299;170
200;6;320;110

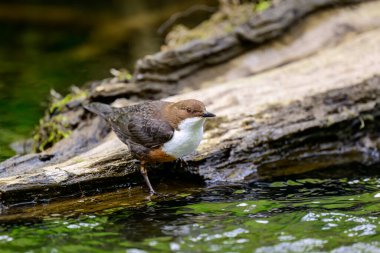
181;0;380;90
1;0;380;207
28;0;380;157
133;0;368;90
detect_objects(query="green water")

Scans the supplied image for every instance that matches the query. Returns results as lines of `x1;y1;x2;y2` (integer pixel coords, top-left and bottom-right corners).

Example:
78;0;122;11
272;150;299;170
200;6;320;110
2;177;380;252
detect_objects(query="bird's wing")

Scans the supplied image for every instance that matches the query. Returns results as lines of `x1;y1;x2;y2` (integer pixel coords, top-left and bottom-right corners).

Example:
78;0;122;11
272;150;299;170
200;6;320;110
127;115;174;148
110;104;174;148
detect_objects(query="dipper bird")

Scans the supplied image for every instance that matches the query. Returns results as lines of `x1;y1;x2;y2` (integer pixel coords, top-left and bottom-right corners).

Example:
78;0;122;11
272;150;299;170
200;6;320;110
85;99;215;194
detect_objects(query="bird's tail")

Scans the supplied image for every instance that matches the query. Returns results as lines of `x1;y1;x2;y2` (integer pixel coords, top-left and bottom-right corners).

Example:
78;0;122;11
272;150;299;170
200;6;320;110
84;102;115;119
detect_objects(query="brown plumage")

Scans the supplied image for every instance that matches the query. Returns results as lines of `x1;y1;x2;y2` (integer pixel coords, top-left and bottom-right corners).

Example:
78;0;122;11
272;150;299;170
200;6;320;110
85;99;215;194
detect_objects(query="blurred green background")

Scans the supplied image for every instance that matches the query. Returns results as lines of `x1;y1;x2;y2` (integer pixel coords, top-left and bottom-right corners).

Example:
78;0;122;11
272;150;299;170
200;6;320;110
0;0;217;161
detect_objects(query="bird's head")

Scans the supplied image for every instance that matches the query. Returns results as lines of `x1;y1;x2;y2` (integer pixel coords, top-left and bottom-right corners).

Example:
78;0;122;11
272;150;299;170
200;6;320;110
166;99;215;128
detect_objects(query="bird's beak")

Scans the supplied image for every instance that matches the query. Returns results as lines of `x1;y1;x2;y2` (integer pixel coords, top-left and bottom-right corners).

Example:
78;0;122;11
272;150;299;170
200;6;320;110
202;111;216;118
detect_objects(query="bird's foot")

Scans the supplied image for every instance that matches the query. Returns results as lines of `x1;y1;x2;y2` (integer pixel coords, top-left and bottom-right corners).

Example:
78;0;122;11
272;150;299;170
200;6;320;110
144;190;166;201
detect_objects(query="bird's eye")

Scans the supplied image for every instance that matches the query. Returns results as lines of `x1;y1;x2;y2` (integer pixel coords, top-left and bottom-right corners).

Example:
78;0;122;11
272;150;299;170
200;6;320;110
186;108;192;113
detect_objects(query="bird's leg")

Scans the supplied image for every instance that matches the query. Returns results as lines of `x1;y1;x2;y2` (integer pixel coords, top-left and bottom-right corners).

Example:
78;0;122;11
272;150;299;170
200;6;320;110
140;161;156;194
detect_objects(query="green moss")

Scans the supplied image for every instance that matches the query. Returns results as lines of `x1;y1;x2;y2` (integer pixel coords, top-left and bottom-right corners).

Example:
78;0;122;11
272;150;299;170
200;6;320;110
32;89;88;152
233;189;246;194
164;1;273;49
110;68;132;82
33;117;72;152
165;4;254;49
255;0;271;12
49;90;87;115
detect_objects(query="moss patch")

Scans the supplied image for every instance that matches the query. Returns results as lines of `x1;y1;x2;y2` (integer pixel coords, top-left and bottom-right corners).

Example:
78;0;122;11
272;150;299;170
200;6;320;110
164;0;273;49
32;89;88;152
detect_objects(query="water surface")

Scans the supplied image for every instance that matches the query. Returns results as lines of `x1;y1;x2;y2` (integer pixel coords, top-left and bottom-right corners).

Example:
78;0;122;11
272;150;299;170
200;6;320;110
2;176;380;252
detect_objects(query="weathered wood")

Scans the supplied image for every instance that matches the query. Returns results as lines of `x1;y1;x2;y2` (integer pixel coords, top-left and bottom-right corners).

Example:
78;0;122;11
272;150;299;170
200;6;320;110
133;0;368;91
169;26;380;180
179;0;380;90
193;78;380;181
1;0;380;206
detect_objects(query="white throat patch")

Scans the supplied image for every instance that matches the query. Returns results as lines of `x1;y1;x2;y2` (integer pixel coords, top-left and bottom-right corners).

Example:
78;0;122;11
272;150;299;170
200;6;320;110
162;117;205;159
